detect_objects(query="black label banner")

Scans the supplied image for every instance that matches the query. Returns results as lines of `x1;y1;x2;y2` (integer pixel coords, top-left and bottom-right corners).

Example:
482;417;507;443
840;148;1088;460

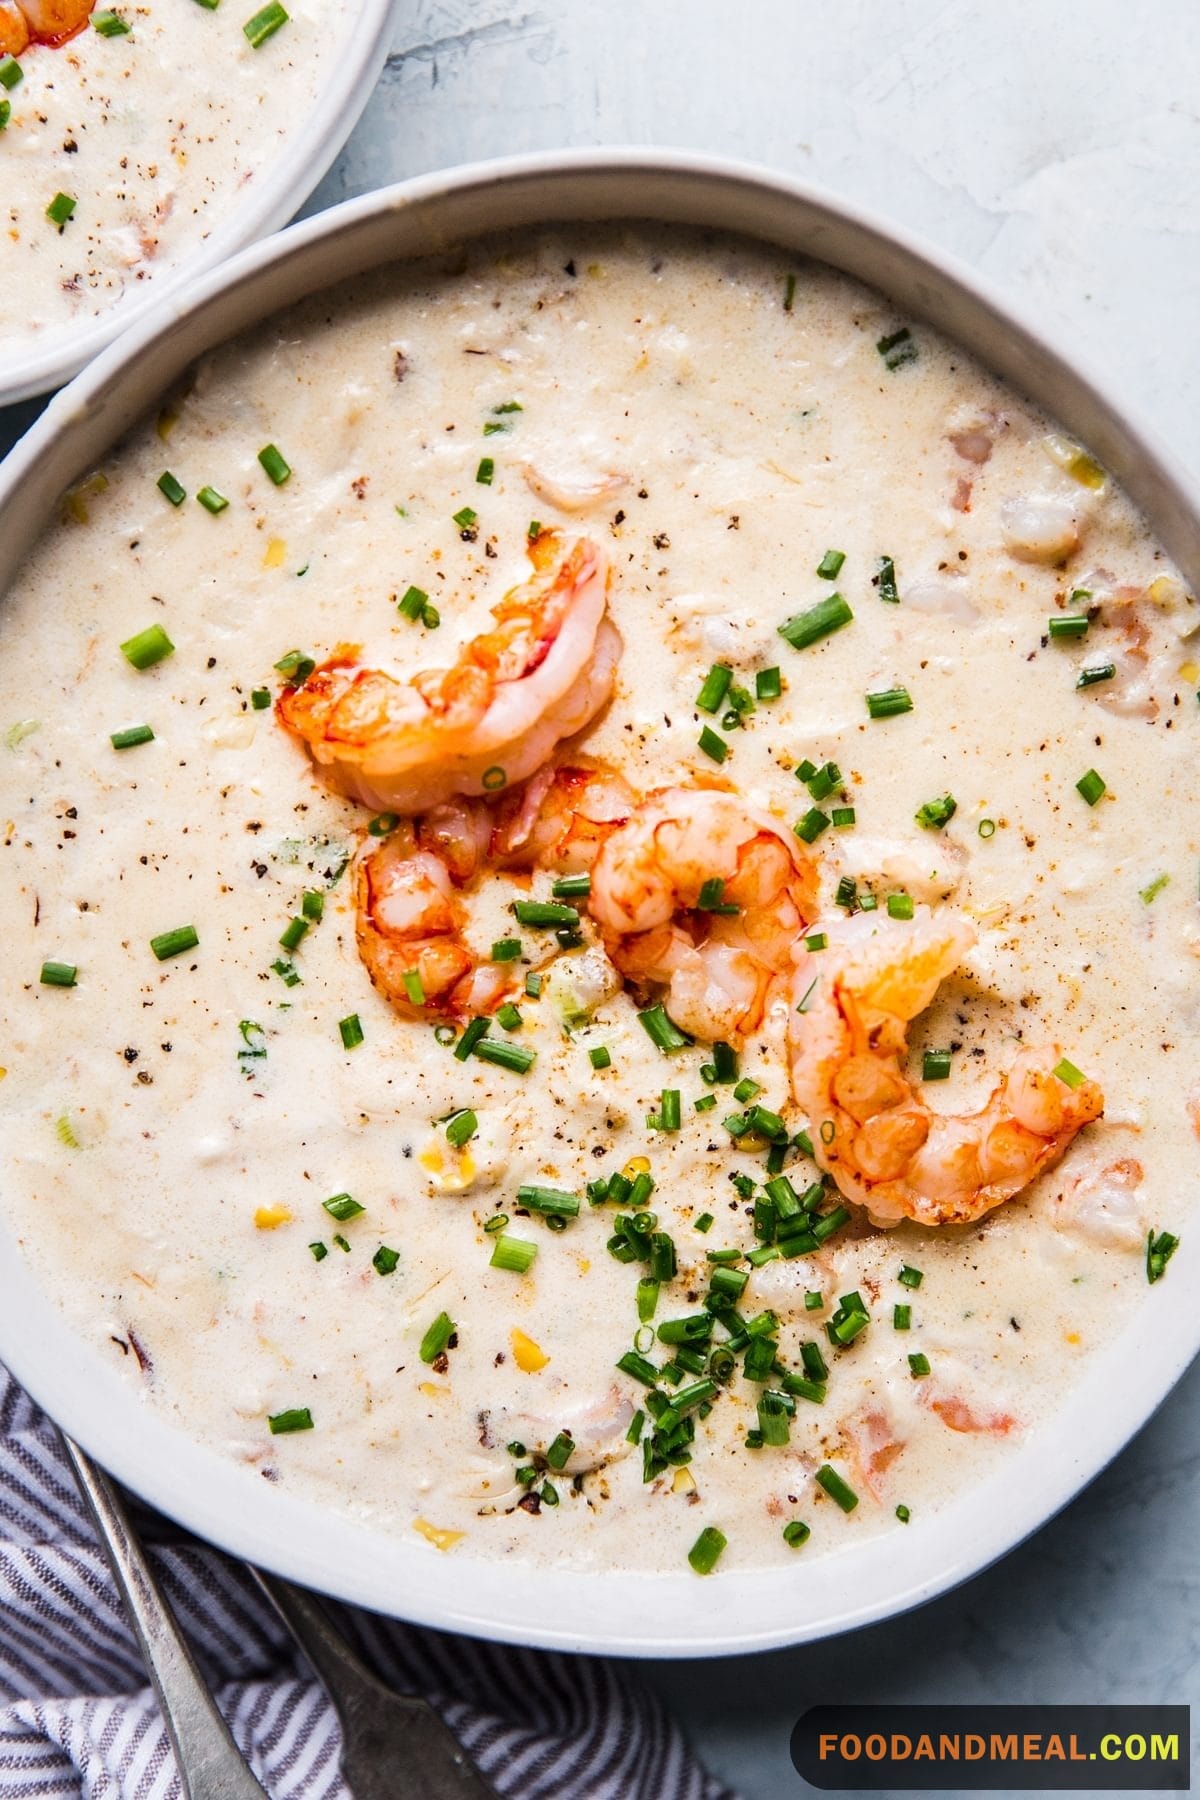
791;1705;1191;1790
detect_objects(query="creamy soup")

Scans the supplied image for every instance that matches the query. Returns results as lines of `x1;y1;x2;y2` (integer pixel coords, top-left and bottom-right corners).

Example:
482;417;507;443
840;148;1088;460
0;227;1194;1578
0;0;352;381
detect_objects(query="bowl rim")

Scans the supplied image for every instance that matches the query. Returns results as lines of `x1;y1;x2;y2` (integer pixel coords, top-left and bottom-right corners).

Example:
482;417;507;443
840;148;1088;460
1;146;1196;1658
0;0;398;406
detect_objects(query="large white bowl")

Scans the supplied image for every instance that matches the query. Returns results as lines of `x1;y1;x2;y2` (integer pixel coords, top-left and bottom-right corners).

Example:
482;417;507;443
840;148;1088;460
0;150;1196;1656
0;0;397;404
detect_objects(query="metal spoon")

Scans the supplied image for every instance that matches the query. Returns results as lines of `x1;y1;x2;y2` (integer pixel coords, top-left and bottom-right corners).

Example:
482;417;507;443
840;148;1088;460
62;1436;501;1800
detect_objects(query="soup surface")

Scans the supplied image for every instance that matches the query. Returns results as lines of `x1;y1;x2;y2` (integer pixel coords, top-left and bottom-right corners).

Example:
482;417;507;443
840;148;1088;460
0;227;1194;1577
0;0;349;378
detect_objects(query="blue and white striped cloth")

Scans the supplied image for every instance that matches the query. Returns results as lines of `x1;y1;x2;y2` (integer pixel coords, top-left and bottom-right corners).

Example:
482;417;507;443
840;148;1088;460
0;1367;735;1799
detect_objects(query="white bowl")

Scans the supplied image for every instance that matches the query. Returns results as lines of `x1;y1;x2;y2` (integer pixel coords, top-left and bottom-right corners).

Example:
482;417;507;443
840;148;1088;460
0;150;1196;1656
0;0;397;405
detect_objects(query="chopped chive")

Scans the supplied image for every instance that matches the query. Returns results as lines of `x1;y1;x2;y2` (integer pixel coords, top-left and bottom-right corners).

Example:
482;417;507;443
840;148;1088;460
1052;1057;1086;1090
697;876;739;914
804;1291;823;1312
687;1526;727;1575
453;1017;490;1062
323;1193;364;1222
475;457;495;485
490;1234;537;1273
1048;613;1089;639
373;1245;400;1276
494;1001;522;1032
250;688;271;709
794;807;830;845
1140;873;1169;905
511;899;578;928
887;892;914;920
922;1049;952;1081
1076;663;1116;689
332;1233;350;1252
876;556;899;602
552;872;591;899
815;1463;859;1512
150;925;198;961
397;585;429;622
978;818;996;839
1146;1228;1179;1285
309;1241;327;1261
274;648;315;682
419;1311;456;1363
877;326;917;370
257;443;291;486
697;663;734;713
339;1013;364;1050
816;549;846;580
915;793;957;830
908;1352;931;1378
482;766;507;792
783;273;796;311
279;916;310;953
92;9;131;31
490;938;522;963
647;1088;683;1132
271;958;300;987
473;1039;535;1073
778;593;854;651
444;1108;477;1148
110;724;154;750
898;1264;924;1289
156;471;186;506
300;889;324;923
698;725;728;764
544;1432;574;1471
895;1504;911;1523
492;401;523;415
638;1004;691;1053
0;55;23;88
40;961;77;988
783;1519;811;1548
1076;768;1106;806
523;972;543;998
515;1185;581;1221
616;1349;659;1387
196;485;229;515
121;624;174;669
893;1304;911;1330
46;192;76;228
452;506;477;529
755;667;782;702
805;932;827;952
243;0;288;44
866;687;913;719
0;99;9;130
589;1045;612;1070
268;1407;312;1435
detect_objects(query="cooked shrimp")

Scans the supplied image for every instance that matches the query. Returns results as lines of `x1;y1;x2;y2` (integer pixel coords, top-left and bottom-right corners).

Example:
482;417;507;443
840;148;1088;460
788;908;1104;1228
278;530;621;813
523;463;628;514
0;0;91;52
589;787;818;1041
356;765;632;1021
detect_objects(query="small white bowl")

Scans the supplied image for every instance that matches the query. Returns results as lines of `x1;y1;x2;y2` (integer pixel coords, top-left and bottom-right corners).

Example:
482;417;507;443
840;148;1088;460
0;0;397;405
0;150;1196;1655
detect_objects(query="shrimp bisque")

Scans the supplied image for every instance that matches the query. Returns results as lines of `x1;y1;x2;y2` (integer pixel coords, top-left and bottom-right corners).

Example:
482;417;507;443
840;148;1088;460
0;226;1194;1580
0;0;351;380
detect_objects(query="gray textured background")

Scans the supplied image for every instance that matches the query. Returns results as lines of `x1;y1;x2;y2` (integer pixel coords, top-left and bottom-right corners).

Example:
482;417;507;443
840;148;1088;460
2;3;1197;1795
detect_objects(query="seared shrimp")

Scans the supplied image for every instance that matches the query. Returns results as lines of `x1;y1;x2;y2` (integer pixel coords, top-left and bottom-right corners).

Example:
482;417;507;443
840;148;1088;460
0;0;91;52
356;766;632;1021
278;531;621;813
788;908;1103;1228
589;787;818;1041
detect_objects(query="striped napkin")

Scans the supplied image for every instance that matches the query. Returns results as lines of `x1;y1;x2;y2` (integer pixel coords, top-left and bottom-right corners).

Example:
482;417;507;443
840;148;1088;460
0;1367;735;1800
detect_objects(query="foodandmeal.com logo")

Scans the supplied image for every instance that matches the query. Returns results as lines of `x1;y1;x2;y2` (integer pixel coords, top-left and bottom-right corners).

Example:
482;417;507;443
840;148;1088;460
791;1706;1191;1790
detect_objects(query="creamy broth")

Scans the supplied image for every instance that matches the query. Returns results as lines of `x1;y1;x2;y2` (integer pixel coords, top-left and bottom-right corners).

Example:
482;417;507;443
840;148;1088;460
0;227;1195;1576
0;0;348;373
